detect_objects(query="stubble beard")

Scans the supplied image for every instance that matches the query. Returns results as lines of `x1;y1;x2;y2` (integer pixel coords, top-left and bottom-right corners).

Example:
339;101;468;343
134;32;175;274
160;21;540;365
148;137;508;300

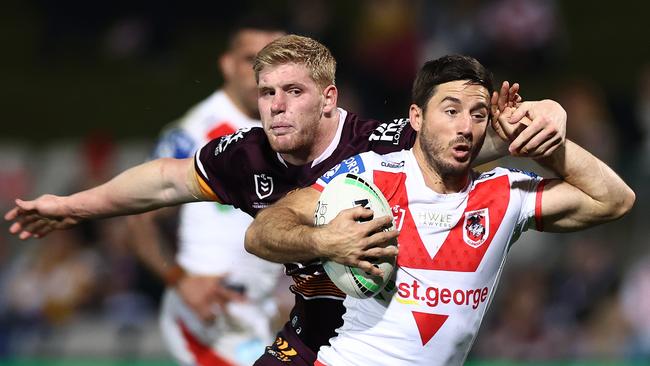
418;133;481;179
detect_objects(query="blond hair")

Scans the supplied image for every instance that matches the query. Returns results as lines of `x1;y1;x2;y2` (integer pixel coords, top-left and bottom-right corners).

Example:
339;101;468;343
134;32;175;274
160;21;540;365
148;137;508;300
253;34;336;88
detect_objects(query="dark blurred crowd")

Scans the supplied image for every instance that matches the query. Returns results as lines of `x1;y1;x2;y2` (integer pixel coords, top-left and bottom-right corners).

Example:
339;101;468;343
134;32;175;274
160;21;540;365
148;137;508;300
1;0;648;362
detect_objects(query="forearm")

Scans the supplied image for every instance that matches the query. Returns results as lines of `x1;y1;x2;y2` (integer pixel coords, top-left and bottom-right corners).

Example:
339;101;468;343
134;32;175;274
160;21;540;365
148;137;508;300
536;140;635;222
126;211;179;283
245;206;322;263
65;158;198;219
474;127;509;166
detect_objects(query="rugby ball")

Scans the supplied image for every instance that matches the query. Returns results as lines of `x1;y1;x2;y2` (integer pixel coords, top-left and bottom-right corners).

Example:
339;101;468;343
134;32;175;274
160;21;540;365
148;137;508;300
314;173;397;299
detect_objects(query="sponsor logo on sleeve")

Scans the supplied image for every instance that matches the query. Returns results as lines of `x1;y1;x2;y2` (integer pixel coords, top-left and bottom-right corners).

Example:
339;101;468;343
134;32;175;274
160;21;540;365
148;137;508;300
507;168;539;178
213;127;252;157
320;155;366;184
380;160;405;169
476;171;495;181
254;173;274;199
368;118;409;145
463;208;489;248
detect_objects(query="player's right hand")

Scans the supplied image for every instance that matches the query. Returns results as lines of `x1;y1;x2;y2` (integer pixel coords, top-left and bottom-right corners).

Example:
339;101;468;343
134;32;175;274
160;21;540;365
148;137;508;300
4;195;81;240
176;274;245;323
314;206;399;277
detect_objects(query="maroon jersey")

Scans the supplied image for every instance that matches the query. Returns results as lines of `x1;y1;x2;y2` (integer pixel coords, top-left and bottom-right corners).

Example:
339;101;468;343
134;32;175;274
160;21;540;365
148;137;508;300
194;109;416;353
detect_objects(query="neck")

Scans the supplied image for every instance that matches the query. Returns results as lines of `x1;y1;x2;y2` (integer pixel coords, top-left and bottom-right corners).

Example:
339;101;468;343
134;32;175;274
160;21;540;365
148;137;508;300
281;108;341;166
412;145;470;194
223;86;256;119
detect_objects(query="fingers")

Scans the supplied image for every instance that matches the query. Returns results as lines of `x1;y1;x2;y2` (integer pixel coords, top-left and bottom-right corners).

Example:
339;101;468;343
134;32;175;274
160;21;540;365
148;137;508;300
509;101;534;124
496;81;510;112
4;207;19;221
20;220;50;239
509;114;562;156
354;260;384;277
363;245;398;259
508;83;520;105
509;120;541;155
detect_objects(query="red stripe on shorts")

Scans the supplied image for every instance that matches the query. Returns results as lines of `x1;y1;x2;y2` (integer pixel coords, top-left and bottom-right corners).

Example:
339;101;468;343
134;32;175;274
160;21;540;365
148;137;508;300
177;318;235;366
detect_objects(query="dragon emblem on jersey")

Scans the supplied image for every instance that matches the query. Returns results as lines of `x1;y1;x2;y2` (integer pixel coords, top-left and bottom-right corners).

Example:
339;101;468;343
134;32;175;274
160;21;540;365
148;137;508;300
213;127;251;156
463;208;489;248
254;173;274;199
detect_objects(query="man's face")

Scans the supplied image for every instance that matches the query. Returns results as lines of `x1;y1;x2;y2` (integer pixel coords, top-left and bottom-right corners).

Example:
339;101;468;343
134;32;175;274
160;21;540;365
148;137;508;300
412;80;490;177
222;29;284;117
257;63;327;157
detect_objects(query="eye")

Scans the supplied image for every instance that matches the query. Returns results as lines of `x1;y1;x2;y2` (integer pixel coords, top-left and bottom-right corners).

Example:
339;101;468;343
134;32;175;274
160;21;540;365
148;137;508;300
445;109;458;116
288;88;302;96
260;89;275;97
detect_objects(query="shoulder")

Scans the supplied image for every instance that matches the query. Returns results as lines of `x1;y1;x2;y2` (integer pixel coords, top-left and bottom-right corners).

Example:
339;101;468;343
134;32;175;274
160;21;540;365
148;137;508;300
341;112;415;153
473;167;542;191
204;126;268;158
319;150;407;185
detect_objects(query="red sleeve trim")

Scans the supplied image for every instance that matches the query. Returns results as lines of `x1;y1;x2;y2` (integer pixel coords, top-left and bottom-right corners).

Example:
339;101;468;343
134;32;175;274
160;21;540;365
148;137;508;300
535;179;546;231
311;182;324;192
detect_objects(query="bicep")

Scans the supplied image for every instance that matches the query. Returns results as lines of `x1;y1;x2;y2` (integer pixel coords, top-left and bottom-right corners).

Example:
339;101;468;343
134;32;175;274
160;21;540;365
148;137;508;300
539;178;602;232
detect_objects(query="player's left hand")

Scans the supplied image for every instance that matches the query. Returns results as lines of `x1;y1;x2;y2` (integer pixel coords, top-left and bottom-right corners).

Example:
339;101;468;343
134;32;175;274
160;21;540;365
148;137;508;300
5;195;81;240
491;82;566;158
506;99;567;158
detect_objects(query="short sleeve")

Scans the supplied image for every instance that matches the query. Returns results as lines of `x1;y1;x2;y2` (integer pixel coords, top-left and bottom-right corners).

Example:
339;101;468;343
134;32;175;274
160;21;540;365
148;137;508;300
312;154;367;191
193;128;253;204
508;168;545;236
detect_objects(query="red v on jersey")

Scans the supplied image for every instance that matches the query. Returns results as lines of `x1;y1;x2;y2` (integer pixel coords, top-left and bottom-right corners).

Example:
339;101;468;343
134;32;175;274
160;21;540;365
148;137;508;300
373;171;511;272
411;311;449;346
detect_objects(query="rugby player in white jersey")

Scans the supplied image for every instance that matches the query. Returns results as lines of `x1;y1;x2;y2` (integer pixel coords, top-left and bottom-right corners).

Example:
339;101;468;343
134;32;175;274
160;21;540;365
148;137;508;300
244;55;635;365
126;23;284;365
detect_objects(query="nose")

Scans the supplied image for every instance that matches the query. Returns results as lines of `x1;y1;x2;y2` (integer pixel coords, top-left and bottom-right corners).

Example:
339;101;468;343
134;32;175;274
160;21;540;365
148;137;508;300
271;92;285;116
456;112;472;138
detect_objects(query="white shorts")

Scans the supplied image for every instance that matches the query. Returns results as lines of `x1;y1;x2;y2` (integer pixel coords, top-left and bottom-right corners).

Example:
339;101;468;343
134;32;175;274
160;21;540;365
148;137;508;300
159;288;277;366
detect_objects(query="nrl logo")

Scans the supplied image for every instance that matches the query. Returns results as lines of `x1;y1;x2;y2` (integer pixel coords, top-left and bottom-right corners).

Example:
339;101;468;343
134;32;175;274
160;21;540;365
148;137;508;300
463;208;489;248
254;174;274;199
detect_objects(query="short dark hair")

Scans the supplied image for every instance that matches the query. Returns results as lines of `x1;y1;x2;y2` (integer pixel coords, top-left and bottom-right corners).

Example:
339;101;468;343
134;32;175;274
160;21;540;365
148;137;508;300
412;55;494;112
225;15;285;50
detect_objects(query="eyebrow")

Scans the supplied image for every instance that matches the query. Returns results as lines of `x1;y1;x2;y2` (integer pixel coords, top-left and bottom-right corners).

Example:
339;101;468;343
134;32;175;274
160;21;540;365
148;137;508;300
439;96;488;111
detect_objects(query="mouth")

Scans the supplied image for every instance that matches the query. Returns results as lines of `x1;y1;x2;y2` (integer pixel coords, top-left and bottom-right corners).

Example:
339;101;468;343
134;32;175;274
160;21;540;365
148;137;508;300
269;123;294;136
451;144;471;161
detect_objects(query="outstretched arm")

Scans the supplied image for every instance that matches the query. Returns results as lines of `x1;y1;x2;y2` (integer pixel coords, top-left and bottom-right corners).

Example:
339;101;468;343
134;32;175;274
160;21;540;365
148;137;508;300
245;187;398;276
5;157;205;239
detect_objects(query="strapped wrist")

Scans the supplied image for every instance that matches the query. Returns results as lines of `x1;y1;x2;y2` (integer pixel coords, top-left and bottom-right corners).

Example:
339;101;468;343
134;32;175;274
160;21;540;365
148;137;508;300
164;263;186;286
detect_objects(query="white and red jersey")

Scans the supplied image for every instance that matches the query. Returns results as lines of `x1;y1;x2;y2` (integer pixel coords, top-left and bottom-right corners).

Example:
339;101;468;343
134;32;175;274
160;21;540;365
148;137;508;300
313;149;545;366
153;90;281;365
154;90;281;287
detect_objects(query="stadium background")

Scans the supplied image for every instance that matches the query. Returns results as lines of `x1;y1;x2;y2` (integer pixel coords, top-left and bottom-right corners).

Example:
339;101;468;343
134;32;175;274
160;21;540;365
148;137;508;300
1;0;649;364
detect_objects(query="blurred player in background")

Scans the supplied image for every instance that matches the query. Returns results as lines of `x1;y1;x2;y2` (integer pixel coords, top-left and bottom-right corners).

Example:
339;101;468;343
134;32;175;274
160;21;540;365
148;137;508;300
126;22;284;366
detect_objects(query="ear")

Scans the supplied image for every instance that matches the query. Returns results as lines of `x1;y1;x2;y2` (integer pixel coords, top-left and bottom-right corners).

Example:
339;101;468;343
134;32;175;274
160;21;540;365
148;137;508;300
219;52;235;82
409;104;423;132
322;85;338;114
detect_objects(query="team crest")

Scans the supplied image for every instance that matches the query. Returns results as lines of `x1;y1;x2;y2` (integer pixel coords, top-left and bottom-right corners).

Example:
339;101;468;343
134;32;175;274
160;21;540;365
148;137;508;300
463;208;489;248
254;174;274;199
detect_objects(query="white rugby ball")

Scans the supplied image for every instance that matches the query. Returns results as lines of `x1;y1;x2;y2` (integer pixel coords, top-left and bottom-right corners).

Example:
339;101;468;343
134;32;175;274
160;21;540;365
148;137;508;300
314;173;397;299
